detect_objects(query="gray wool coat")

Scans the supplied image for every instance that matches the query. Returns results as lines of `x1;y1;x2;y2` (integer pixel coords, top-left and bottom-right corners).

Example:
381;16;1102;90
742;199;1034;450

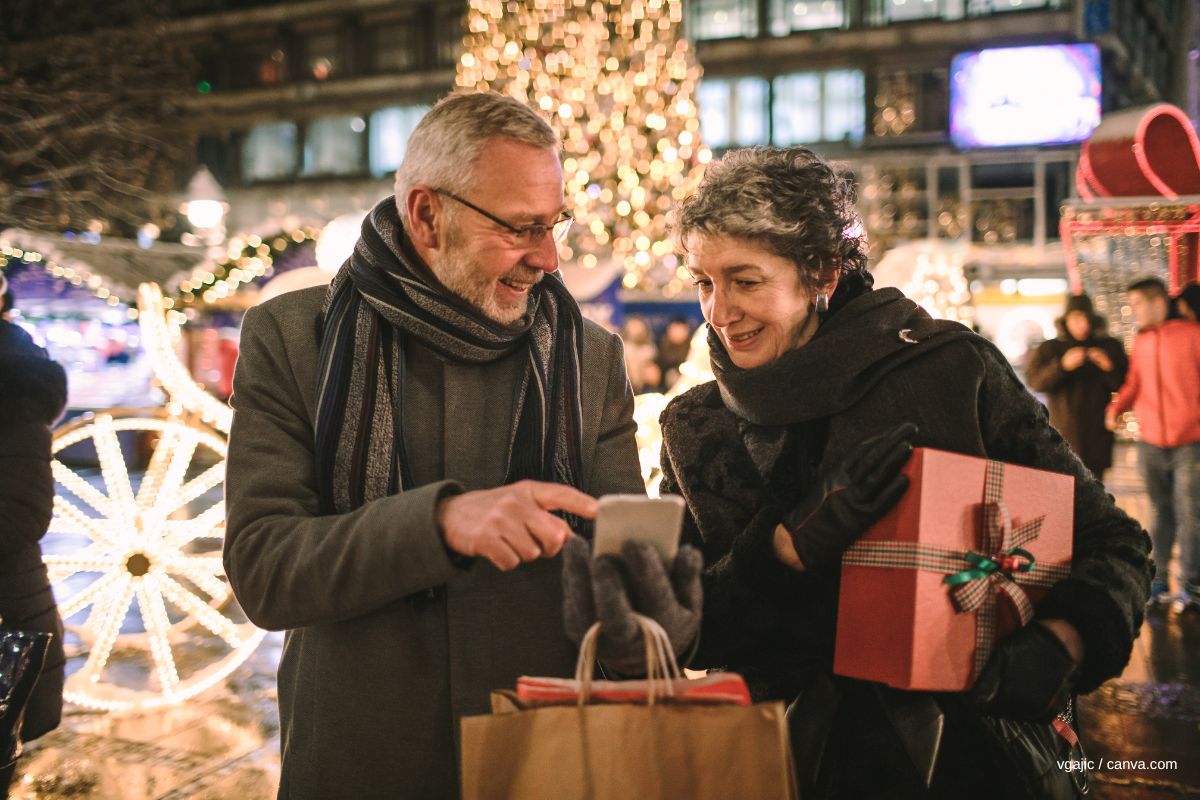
224;286;644;799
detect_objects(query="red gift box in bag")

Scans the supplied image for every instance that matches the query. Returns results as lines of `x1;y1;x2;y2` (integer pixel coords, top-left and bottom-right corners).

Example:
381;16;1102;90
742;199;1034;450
832;447;1074;692
461;615;798;799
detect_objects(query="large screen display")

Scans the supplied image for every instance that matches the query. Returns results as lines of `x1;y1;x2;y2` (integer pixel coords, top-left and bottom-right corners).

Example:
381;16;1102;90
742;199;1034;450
950;43;1102;149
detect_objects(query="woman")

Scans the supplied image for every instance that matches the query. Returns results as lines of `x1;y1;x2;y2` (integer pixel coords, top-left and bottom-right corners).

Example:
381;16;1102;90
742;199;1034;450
1026;294;1127;479
657;148;1152;799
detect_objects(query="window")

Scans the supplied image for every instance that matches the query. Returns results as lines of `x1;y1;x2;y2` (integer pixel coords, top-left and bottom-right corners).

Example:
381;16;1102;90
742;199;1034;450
866;0;1062;24
303;116;366;177
773;69;865;145
966;0;1056;13
369;105;430;177
697;77;769;148
302;31;342;81
437;6;465;65
876;0;956;23
371;22;419;72
873;68;948;136
242;122;298;182
197;135;236;185
690;0;758;40
769;0;845;36
1043;160;1071;240
230;42;287;88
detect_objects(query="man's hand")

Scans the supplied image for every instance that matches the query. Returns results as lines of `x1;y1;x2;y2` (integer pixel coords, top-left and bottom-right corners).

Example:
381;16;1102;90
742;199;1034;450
437;480;598;571
1104;408;1119;431
1087;347;1113;372
1060;347;1087;371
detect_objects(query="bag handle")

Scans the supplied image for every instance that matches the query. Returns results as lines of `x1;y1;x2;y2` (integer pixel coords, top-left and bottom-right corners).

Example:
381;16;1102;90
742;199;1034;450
575;614;683;706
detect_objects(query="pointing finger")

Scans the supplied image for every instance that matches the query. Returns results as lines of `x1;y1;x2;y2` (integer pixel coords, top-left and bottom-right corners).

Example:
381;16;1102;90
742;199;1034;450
527;481;600;519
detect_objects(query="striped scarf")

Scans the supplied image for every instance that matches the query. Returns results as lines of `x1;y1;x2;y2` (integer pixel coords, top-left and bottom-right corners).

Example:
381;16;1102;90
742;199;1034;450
314;197;585;515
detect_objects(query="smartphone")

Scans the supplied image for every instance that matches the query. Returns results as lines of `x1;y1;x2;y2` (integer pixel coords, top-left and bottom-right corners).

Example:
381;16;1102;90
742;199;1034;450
592;494;686;562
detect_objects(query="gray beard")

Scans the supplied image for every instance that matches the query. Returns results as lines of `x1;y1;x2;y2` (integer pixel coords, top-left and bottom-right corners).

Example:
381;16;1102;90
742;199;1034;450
434;242;541;327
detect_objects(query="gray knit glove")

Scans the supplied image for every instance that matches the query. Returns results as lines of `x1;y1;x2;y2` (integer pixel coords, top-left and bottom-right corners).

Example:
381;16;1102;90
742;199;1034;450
562;535;702;675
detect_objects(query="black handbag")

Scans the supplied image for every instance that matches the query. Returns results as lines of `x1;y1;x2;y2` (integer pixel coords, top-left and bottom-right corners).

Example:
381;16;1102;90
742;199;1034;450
0;628;53;769
975;697;1089;799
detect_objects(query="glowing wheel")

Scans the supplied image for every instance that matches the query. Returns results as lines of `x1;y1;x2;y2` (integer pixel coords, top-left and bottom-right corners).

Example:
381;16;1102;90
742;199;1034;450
46;410;265;712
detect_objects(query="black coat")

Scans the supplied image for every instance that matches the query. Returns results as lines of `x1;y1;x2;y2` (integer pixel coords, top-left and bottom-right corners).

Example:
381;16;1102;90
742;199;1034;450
0;321;67;742
659;288;1152;799
1025;320;1127;475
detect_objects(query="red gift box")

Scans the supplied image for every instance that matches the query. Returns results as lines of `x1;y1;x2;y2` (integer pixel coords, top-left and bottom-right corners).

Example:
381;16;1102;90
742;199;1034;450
832;447;1074;692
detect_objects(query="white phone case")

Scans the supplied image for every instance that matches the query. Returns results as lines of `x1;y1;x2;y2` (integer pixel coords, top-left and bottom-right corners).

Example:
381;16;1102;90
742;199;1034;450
592;494;686;562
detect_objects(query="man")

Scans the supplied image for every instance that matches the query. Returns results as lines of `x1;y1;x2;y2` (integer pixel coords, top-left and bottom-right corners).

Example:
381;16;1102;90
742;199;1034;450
1026;293;1128;479
1106;277;1200;611
225;93;692;798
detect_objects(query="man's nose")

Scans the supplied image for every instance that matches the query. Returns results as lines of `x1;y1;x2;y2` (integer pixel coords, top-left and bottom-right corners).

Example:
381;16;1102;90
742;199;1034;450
525;232;559;272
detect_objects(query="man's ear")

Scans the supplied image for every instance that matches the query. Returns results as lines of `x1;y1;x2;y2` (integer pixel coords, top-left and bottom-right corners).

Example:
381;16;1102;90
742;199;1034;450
405;186;443;251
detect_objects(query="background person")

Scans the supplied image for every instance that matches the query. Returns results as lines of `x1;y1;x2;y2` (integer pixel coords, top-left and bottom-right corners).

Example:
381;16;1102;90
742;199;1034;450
1107;277;1200;610
1026;293;1128;480
655;316;694;390
620;315;663;394
1173;282;1200;322
0;276;68;796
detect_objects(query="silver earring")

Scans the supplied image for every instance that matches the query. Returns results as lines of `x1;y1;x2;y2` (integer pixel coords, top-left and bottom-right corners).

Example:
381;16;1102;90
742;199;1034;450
814;293;829;314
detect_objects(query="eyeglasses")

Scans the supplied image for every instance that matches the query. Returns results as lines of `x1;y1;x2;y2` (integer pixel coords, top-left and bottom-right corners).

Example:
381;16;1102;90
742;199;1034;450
433;189;573;246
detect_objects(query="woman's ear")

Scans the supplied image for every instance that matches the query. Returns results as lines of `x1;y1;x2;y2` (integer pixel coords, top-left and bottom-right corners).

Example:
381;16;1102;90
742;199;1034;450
821;267;840;298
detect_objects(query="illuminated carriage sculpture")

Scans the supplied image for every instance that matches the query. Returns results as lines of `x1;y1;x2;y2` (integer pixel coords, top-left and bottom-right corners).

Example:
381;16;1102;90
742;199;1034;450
1061;104;1200;338
45;284;265;712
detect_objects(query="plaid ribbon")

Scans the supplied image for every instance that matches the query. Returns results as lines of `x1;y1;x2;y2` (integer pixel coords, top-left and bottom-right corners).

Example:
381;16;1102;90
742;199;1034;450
843;460;1071;679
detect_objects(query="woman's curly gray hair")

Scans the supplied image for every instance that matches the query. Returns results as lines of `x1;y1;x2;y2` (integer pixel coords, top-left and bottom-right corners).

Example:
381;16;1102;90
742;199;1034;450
671;146;868;290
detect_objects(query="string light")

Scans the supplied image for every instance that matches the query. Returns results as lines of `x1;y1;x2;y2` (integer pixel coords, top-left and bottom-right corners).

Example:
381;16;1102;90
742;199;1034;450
0;235;136;308
172;227;317;308
47;414;264;711
903;249;973;326
138;283;234;431
632;325;713;495
45;284;263;712
1062;200;1200;344
456;0;710;291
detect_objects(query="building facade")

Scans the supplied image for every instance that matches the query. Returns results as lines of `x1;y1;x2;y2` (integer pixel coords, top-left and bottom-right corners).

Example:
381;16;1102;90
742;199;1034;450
174;0;1194;268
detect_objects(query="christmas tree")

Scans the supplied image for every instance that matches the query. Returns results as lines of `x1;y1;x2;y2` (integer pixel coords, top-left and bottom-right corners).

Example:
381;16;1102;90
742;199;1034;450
456;0;710;295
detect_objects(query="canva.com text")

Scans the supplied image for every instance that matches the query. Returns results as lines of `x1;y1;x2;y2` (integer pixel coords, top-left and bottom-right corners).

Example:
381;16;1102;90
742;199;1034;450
1059;759;1178;771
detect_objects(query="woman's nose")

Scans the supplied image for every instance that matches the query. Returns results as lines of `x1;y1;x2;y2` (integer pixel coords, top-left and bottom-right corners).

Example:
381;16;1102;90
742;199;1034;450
707;287;739;328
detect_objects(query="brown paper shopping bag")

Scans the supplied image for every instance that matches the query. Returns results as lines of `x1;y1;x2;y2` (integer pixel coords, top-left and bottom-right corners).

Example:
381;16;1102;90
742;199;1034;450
461;615;798;800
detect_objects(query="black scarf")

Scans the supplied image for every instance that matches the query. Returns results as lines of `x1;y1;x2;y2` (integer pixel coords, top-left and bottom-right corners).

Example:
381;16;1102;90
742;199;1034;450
708;276;969;428
314;197;585;515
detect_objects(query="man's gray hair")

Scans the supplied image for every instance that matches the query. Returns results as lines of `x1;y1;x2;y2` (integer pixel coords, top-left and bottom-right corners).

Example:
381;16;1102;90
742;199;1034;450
671;146;868;289
393;92;560;213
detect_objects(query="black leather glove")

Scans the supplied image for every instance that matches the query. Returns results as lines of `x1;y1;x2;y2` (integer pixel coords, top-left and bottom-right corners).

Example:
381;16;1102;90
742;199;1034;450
781;422;917;572
562;535;702;675
970;622;1077;722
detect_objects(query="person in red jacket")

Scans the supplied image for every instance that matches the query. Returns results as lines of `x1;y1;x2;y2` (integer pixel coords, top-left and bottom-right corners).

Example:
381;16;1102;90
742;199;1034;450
1106;277;1200;611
